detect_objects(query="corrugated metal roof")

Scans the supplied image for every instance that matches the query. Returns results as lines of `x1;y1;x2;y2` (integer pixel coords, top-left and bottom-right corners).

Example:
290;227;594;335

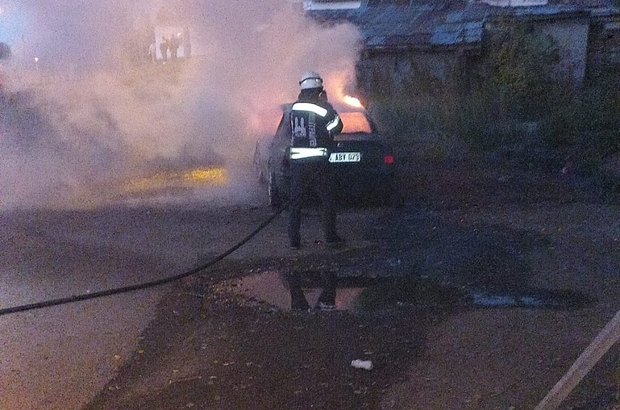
502;4;585;16
308;3;489;50
308;1;616;50
548;0;612;6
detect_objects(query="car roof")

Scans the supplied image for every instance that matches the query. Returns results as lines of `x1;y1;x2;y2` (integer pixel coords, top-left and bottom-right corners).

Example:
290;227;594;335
278;100;384;138
279;102;366;115
334;132;385;142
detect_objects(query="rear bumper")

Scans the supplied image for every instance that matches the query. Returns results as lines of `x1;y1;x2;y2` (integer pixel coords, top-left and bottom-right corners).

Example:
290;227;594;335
334;166;396;195
274;164;397;201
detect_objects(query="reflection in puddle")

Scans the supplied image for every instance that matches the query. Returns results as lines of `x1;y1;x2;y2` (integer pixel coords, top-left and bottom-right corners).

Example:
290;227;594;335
233;271;594;312
235;271;364;311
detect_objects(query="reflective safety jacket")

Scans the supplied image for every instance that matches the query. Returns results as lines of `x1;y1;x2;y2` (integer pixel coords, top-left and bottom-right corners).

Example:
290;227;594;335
289;100;342;161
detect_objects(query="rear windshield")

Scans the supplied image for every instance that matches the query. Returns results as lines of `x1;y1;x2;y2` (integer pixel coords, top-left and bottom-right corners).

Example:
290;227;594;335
340;112;372;133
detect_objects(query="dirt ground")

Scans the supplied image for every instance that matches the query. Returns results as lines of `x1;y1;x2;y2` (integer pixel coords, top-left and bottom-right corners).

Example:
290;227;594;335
82;157;620;410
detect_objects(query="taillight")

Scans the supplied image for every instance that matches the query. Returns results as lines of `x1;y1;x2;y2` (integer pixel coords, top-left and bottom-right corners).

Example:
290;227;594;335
383;155;394;164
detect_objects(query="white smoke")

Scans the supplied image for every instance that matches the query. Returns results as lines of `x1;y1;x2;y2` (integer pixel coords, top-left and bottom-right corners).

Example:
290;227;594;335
0;0;361;209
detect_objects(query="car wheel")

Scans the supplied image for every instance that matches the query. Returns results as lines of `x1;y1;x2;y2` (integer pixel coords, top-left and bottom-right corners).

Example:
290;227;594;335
268;171;281;207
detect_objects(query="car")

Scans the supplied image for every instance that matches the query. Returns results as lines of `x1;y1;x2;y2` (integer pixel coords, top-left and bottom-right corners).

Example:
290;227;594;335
253;97;402;207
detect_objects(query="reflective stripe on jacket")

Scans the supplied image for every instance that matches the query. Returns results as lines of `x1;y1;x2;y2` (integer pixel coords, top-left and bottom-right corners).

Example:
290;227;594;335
290;101;341;156
291;103;341;133
289;147;328;160
292;102;327;117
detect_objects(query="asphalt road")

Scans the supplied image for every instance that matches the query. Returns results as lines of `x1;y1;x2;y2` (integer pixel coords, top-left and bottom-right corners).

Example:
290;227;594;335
1;159;618;410
0;162;408;410
0;174;276;410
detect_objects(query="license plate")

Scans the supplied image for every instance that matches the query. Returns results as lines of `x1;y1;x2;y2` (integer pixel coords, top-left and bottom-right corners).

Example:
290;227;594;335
329;152;361;163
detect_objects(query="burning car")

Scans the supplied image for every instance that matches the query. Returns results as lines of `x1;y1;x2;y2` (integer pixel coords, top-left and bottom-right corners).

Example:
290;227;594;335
253;96;401;207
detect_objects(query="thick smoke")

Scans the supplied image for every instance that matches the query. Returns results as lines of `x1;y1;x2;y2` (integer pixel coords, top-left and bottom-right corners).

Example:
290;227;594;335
0;0;361;209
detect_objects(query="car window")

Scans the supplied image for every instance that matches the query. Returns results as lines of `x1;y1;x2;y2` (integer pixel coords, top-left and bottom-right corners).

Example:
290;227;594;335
276;112;291;136
339;112;372;133
275;112;292;143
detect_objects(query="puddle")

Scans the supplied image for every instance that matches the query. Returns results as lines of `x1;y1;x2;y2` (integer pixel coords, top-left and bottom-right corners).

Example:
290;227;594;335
472;294;546;307
234;271;364;311
470;288;595;310
232;271;595;311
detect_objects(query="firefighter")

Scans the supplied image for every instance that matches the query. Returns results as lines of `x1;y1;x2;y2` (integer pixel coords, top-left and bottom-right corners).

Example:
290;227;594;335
286;71;345;310
288;71;344;250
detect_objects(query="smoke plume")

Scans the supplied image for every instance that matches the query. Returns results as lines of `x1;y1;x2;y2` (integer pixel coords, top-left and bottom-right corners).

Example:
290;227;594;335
0;0;361;209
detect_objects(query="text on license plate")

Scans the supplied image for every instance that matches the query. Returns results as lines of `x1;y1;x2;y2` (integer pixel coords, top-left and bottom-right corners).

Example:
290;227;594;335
329;152;361;163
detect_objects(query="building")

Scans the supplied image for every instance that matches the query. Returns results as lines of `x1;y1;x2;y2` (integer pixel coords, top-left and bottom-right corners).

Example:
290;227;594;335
306;0;620;95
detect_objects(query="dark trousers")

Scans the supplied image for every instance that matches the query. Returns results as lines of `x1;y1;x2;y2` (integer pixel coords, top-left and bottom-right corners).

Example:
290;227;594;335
288;160;338;245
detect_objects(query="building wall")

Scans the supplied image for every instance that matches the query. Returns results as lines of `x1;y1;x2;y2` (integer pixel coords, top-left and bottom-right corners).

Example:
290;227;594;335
537;18;589;83
357;49;464;96
354;7;619;97
585;15;620;84
484;12;591;84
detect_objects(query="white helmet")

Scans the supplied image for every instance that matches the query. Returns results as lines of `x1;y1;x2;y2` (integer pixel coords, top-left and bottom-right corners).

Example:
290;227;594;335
299;71;323;90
